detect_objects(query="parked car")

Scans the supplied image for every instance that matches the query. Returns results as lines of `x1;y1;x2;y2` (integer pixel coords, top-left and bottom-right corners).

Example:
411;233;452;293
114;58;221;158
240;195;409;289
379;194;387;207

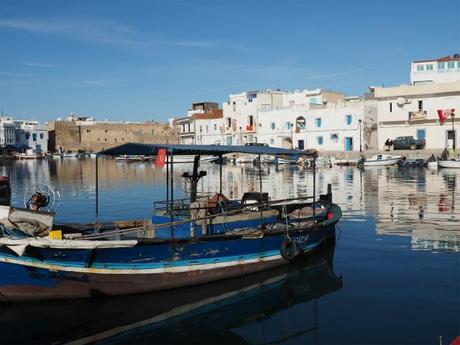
392;136;426;150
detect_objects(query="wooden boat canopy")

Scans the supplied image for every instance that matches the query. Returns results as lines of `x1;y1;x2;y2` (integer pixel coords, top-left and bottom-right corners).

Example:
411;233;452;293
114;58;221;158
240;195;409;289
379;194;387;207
99;143;317;157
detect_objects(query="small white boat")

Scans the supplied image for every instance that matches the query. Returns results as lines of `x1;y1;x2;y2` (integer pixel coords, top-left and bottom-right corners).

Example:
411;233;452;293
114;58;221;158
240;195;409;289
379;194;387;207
438;160;460;169
361;154;402;167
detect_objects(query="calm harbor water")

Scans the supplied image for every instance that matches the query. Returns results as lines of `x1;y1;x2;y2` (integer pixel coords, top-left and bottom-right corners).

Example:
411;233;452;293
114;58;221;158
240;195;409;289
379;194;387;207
0;158;459;345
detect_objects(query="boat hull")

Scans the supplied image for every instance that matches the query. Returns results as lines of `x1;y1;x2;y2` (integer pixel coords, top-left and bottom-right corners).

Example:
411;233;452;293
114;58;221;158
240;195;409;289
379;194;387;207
0;216;338;302
363;158;400;166
438;160;460;168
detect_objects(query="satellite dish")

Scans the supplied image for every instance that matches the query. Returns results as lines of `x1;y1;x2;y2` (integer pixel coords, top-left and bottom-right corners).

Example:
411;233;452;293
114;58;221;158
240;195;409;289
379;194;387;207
396;97;405;106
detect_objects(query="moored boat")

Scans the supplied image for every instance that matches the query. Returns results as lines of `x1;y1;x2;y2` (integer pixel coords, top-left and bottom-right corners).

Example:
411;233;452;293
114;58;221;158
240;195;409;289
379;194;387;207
0;143;342;302
438;159;460;168
359;154;402;167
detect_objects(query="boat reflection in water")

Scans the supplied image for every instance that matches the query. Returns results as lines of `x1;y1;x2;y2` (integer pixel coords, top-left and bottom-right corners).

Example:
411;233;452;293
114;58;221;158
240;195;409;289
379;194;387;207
0;241;342;345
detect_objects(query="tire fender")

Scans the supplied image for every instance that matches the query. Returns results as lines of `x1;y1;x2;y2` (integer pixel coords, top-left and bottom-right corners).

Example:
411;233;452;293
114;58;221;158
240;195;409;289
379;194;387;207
280;237;298;260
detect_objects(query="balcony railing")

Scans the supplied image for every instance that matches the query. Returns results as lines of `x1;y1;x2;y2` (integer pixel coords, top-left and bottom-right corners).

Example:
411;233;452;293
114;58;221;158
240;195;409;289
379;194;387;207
408;110;427;121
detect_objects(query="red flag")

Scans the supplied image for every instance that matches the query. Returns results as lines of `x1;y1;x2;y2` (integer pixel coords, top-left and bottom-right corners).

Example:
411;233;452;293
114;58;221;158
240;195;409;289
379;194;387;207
155;148;167;168
438;109;455;125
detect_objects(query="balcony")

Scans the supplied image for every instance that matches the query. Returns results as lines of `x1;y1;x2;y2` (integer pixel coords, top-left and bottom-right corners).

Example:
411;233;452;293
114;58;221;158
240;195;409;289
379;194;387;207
246;124;255;132
408;110;427;122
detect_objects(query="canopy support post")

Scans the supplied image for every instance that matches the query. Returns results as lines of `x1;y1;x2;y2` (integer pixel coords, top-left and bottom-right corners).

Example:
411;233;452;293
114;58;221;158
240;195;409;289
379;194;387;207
312;156;316;226
258;154;264;230
95;154;99;225
166;154;169;213
219;154;223;195
170;150;174;237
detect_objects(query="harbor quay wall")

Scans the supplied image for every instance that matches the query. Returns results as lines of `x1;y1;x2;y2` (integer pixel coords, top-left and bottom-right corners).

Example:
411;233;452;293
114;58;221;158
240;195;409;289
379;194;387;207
50;121;178;152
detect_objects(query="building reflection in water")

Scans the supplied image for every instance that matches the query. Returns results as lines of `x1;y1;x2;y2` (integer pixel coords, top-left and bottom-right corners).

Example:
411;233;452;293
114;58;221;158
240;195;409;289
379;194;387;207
1;158;458;252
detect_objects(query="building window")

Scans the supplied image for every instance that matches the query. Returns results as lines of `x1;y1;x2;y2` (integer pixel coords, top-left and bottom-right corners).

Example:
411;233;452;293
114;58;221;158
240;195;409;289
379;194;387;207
32;133;37;141
214;124;217;131
416;65;424;71
25;133;30;140
270;138;275;145
316;136;323;145
330;133;339;142
39;133;44;139
345;115;352;125
315;118;322;128
438;62;445;70
87;129;90;133
418;100;423;111
226;118;231;128
182;124;185;133
426;64;433;71
271;122;276;130
296;116;306;130
389;102;393;112
248;115;254;126
151;129;155;134
447;61;455;69
206;125;209;133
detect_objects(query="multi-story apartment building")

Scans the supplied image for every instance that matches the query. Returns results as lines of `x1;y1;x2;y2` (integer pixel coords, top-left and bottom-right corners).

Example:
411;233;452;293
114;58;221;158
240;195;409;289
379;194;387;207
0;117;16;146
257;98;377;151
174;102;221;145
15;120;48;153
411;54;460;85
374;81;460;150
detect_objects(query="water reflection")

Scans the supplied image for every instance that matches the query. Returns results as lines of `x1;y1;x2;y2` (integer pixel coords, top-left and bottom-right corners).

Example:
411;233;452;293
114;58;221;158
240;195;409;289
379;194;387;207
1;159;459;252
0;243;341;345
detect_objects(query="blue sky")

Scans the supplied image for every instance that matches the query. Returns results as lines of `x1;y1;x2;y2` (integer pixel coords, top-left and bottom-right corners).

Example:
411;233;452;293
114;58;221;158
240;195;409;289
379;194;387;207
0;0;459;122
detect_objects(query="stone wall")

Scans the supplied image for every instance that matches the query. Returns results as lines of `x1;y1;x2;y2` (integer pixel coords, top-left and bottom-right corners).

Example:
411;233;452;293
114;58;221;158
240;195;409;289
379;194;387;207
52;121;178;152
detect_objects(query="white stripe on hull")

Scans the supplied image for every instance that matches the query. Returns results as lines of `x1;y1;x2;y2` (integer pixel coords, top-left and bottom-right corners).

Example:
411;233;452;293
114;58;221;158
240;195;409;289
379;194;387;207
0;253;286;275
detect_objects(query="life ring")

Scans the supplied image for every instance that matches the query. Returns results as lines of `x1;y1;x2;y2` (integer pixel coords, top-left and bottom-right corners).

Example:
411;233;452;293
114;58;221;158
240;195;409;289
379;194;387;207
280;237;298;260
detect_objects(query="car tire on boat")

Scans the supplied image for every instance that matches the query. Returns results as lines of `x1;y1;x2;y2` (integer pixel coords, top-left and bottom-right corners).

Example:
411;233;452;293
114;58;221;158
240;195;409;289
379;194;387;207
280;237;298;260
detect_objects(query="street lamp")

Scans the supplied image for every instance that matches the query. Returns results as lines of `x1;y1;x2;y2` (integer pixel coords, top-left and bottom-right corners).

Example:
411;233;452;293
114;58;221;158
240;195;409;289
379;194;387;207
359;119;363;153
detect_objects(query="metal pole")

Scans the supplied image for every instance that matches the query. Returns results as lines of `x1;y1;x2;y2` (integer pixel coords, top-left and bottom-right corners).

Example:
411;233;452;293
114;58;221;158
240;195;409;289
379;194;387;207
219;154;223;195
170;150;174;223
95;154;99;224
312;157;316;225
258;154;263;229
359;119;362;153
166;153;169;213
452;114;456;151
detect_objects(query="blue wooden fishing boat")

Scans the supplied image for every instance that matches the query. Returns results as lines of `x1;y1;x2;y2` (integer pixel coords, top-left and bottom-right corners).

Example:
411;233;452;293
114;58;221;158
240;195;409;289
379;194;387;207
0;242;342;344
0;144;342;302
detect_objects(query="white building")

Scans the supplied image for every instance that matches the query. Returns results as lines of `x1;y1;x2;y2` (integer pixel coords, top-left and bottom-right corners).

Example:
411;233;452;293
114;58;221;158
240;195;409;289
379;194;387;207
0;117;16;146
374;81;460;150
257;99;377;151
15;120;49;153
411;54;460;85
220;89;346;146
174;102;222;145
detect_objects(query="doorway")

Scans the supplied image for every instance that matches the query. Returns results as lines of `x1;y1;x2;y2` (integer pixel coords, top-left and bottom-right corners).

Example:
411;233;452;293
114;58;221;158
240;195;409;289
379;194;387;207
345;137;353;151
